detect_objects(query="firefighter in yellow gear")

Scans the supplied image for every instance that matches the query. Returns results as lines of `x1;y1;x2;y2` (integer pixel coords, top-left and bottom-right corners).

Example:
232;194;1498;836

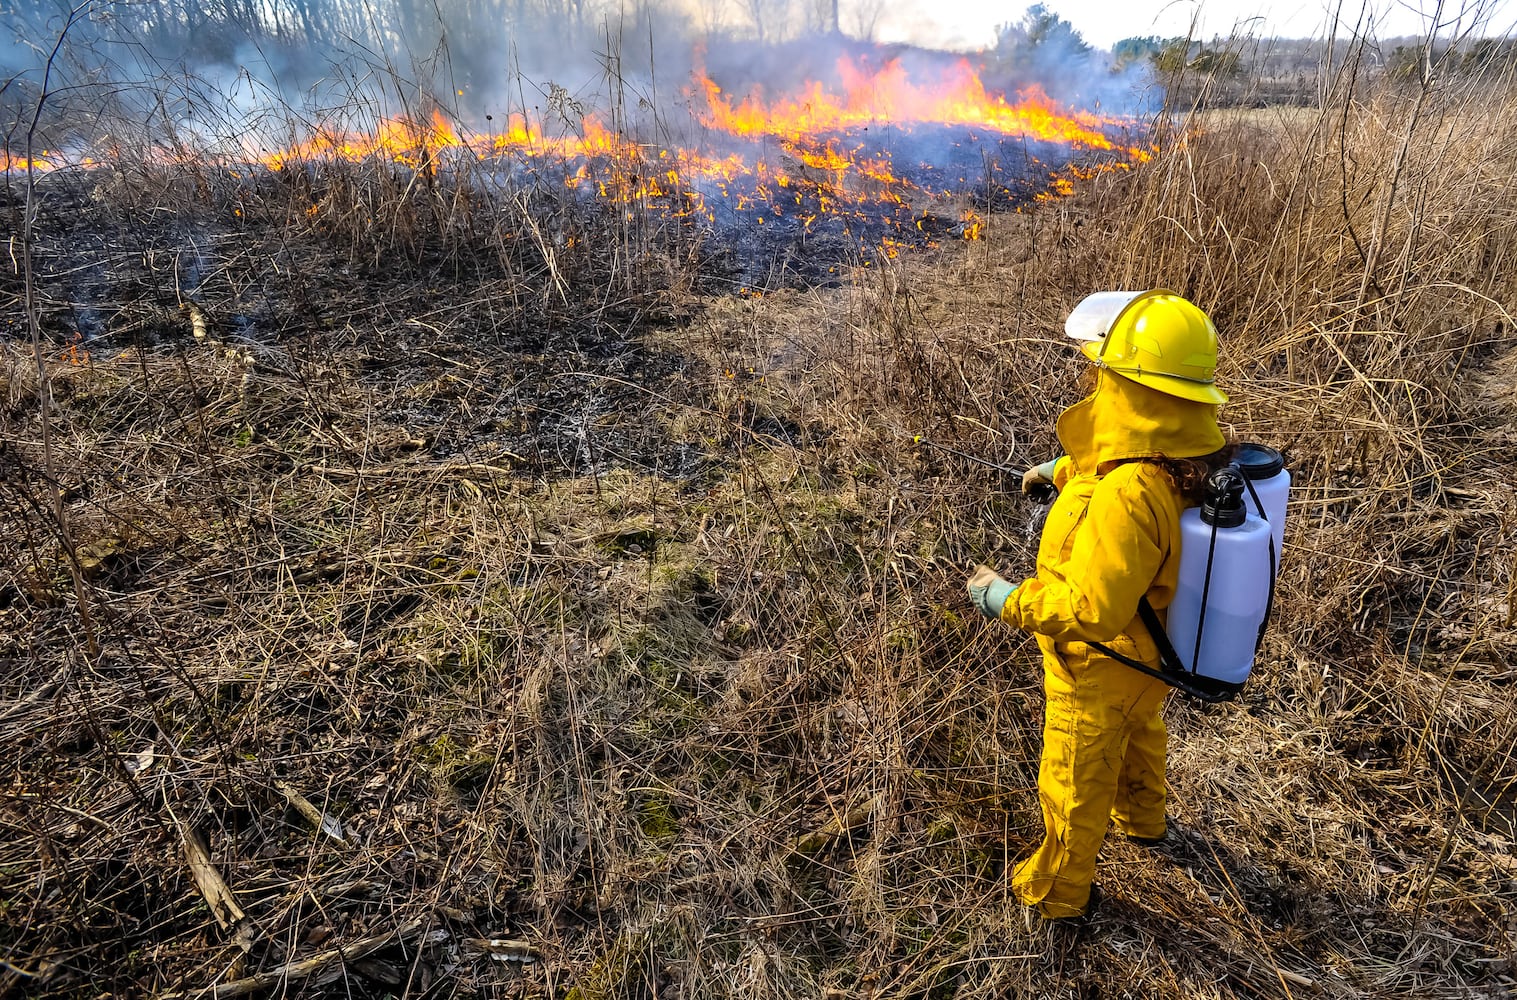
967;290;1231;920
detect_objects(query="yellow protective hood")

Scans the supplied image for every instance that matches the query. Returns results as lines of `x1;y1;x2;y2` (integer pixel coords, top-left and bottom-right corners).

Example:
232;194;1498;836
1056;369;1225;474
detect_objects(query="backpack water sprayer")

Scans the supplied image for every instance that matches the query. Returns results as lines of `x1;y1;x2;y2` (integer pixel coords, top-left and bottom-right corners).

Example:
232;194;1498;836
1089;443;1289;703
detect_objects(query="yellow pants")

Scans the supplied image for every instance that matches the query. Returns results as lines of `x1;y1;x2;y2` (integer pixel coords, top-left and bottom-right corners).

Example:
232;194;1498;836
1012;642;1170;918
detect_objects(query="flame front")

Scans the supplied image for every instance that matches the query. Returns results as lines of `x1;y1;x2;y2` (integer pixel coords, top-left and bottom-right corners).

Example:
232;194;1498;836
10;57;1150;246
700;58;1116;149
2;151;60;172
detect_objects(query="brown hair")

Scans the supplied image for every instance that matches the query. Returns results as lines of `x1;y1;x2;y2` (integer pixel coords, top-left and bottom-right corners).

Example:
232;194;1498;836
1098;445;1238;506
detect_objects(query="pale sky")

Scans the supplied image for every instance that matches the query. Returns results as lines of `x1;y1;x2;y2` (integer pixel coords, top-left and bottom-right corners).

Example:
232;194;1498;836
867;0;1517;50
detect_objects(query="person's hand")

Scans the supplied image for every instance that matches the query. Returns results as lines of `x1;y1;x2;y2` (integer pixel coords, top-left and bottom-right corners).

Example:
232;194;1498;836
967;564;1017;620
1022;458;1060;498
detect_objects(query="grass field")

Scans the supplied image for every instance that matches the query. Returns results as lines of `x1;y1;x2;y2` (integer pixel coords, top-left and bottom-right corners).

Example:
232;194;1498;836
3;40;1517;1000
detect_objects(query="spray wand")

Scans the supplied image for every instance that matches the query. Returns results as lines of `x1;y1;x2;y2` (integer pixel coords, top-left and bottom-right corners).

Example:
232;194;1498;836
910;434;1057;505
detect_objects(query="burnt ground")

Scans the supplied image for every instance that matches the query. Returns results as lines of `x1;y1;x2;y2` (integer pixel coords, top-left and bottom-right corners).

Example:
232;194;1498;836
0;145;1036;481
1;166;731;481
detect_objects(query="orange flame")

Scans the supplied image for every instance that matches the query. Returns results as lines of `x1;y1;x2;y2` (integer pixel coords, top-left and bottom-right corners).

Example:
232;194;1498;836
8;57;1148;236
2;151;60;172
699;57;1117;150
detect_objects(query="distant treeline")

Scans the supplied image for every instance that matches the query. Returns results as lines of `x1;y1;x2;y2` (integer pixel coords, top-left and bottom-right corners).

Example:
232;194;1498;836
2;0;605;60
0;0;616;87
1112;33;1517;106
0;1;1161;139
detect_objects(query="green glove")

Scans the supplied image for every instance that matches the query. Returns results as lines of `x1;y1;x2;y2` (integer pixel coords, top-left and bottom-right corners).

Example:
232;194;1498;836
1022;457;1061;496
967;564;1017;620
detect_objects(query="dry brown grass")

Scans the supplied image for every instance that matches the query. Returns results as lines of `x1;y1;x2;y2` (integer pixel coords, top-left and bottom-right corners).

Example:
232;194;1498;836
3;40;1517;1000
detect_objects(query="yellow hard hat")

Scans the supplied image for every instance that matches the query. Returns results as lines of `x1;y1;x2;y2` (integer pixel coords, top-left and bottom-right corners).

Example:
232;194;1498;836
1065;289;1229;404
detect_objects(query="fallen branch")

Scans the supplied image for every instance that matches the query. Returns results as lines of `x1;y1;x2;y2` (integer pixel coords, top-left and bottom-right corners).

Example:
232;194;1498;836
1269;966;1316;989
177;820;258;957
791;793;882;857
274;780;346;843
179;824;246;930
158;918;429;999
463;937;539;963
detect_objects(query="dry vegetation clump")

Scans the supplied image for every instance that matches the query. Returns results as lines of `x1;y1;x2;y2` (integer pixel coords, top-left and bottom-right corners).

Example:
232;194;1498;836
4;45;1517;1000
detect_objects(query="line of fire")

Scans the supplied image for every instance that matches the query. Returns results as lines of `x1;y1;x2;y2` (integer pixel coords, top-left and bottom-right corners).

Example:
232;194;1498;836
4;56;1151;266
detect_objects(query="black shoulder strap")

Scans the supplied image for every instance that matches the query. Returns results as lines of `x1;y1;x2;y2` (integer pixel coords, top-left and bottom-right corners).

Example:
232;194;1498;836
1240;475;1280;650
1136;597;1189;677
1087;597;1239;703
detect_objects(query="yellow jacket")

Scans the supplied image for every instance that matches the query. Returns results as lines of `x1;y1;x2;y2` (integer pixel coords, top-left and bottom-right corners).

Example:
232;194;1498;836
1001;370;1225;659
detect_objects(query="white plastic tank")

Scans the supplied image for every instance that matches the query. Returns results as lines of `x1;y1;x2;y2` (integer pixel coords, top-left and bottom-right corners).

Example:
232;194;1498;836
1167;470;1273;686
1233;443;1289;566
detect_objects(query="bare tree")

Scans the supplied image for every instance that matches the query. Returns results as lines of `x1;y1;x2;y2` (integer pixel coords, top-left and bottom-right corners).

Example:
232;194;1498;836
796;0;831;34
738;0;789;42
690;0;731;36
842;0;885;40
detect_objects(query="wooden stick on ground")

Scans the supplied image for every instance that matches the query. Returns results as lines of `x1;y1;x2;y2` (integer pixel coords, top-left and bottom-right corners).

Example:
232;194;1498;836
274;780;346;843
179;824;246;931
791;793;883;857
158;918;429;999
